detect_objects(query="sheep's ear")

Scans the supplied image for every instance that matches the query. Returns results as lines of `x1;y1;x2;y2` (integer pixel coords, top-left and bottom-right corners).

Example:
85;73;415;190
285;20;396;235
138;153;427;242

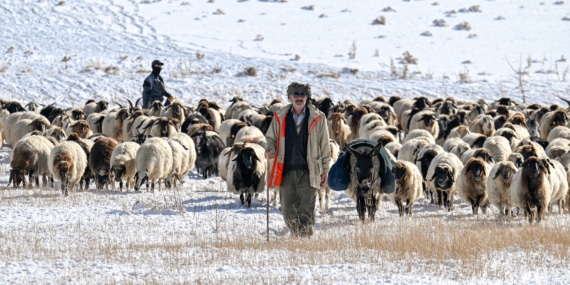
492;169;501;180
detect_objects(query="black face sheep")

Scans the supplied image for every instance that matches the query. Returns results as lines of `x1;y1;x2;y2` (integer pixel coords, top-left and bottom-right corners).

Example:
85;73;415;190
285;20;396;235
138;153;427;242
457;157;491;215
149;117;179;138
409;110;439;140
539;109;568;140
510;156;552;223
48;140;88;196
415;144;444;203
226;143;267;207
482;136;512;162
218;119;247;147
134;137;174;192
191;130;225;179
427;152;464;210
83;100;109;116
89;136;119;191
387;160;423;217
110;142;140;192
101;108;130;142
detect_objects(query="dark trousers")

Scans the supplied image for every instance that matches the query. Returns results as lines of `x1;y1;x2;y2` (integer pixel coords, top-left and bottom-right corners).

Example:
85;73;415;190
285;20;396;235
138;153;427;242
279;170;317;236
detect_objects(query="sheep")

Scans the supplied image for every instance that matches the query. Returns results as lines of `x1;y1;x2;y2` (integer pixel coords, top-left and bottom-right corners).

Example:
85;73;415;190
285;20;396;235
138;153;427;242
317;139;340;212
83;100;109;116
9;135;54;189
403;129;436;145
238;108;273;134
134;137;174;192
219;119;247;147
469;114;495;136
0;108;11;143
415;144;444;203
160;100;186;124
89;136;119;191
397;137;430;163
539;109;568;140
462;133;487;148
327;112;351;148
383;141;401;160
494;127;521;150
369;129;397;147
40;104;64;123
409;110;439;139
196;99;223;131
510;156;553;223
357;112;386;139
547;159;568;214
515;138;548;159
447;125;471;140
487;161;518;217
191;130;225;179
387;160;423;217
368;101;398;126
101;108;130;142
65;119;93;138
149;117;180;138
4;112;51;147
167;138;189;189
234;125;267;149
226;99;253;120
547;126;570;142
346;106;369;141
442;137;471;159
181;112;209;134
85;112;106;135
482;136;512;162
426;152;464;210
457;157;492;215
48;140;88;196
545;138;570;159
226;142;267;207
110;142;140;191
400;97;431;134
2;100;26;113
43;126;67;143
168;132;197;178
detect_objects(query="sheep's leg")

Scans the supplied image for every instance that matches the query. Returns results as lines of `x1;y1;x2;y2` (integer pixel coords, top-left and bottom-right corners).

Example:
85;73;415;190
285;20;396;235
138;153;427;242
407;200;413;216
247;193;252;208
526;205;534;223
537;205;545;223
240;193;245;205
396;199;404;217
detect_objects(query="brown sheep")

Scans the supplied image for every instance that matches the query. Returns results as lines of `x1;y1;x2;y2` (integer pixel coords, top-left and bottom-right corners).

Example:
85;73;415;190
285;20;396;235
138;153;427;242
89;136;119;190
487;161;518;217
457;157;491;215
67;119;93;139
539;109;568;140
510;156;552;223
387;160;423;217
328;112;351;149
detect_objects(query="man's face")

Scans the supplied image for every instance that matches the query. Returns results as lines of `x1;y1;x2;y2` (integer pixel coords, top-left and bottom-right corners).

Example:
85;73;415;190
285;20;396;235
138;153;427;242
289;90;308;107
153;63;163;70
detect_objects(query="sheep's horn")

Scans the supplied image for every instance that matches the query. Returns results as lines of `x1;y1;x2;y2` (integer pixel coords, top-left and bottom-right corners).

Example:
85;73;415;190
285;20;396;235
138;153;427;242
557;96;570;107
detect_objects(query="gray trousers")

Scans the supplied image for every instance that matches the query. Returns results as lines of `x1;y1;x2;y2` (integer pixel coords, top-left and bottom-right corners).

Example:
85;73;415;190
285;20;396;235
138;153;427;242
279;170;317;235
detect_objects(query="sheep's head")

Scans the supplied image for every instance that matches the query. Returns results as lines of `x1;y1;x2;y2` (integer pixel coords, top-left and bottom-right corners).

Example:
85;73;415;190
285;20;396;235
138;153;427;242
134;171;148;191
521;156;551;178
392;162;408;180
493;162;517;183
112;165;126;181
430;164;455;190
464;158;487;182
234;147;260;171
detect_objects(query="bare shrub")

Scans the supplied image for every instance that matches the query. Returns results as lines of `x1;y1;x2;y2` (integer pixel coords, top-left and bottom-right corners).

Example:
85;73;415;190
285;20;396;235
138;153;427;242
454;21;471;31
0;65;7;73
372;16;386;25
7;46;14;53
196;52;205;60
302;5;314;11
420;30;432;37
104;66;119;75
213;9;224;15
245;66;257;77
563;16;570;21
401;51;418;65
382;6;396;12
390;58;409;79
432;19;447;27
458;67;472;83
348;41;357;59
212;67;222;73
506;56;531;103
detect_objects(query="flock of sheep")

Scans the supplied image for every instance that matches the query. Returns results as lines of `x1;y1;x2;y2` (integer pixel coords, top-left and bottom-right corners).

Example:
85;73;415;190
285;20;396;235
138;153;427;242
1;94;569;222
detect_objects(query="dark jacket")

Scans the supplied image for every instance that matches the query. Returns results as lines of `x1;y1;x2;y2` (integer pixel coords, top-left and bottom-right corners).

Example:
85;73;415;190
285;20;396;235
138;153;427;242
142;73;171;108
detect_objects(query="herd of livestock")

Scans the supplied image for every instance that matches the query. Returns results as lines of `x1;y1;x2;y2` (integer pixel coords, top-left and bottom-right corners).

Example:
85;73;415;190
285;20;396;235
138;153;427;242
1;94;569;223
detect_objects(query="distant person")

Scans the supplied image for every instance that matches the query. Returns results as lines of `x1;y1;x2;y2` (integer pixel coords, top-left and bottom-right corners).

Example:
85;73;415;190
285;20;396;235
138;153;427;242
142;59;173;108
265;82;332;238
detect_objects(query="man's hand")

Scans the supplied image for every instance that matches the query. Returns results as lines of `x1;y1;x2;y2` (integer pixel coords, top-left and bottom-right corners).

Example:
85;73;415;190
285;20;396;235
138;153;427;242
320;173;328;186
265;150;274;159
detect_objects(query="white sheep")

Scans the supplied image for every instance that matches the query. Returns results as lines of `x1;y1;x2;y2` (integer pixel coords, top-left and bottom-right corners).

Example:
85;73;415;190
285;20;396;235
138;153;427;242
226;142;267;207
358;112;386;139
487;161;518;217
168;132;197;176
547;126;570;142
547;159;569;214
426;152;464;210
442;137;470;159
403;129;436;145
387;160;423;216
545;138;570;159
160;100;186;124
85;112;106;135
134;137;174;192
482;135;512;162
494;127;521;150
149;117;180;138
4;112;51;147
10;134;54;188
409;110;439;139
167;139;189;189
110;142;140;192
101;108;130;142
0;108;11;144
469;114;495;136
397;137;431;163
218;119;247;147
48;140;88;196
234;125;267;149
317;139;340;212
539;109;568;140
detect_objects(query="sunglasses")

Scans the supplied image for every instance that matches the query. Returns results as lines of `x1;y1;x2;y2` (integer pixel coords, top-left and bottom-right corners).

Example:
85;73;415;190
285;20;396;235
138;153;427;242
292;92;307;98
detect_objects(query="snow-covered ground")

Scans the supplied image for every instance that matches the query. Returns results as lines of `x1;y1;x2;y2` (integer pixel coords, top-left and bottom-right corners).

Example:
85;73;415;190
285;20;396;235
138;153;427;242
0;0;569;283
